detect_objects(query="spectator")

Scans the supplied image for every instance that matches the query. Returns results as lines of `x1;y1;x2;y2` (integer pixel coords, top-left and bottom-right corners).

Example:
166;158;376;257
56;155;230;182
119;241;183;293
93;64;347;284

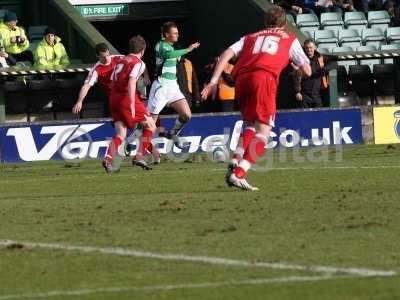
33;27;69;69
337;0;356;12
314;0;343;16
204;52;236;112
384;0;400;27
279;0;316;19
293;39;333;108
354;0;382;12
177;57;201;109
0;11;31;62
0;46;16;68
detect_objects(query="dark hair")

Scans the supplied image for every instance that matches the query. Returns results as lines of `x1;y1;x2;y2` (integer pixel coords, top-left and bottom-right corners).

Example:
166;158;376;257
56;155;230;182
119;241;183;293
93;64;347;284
44;27;57;36
304;38;316;46
162;21;178;37
129;35;146;54
95;43;109;55
264;6;287;28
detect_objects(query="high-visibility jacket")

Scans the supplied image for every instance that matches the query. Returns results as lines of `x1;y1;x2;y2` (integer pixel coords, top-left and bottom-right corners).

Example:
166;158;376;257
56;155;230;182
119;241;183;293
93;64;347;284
0;22;29;54
184;59;193;94
218;63;235;101
34;36;70;68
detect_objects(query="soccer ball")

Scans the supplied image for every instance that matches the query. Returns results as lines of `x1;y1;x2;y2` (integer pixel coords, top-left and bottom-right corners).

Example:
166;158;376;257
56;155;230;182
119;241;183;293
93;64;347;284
212;146;228;163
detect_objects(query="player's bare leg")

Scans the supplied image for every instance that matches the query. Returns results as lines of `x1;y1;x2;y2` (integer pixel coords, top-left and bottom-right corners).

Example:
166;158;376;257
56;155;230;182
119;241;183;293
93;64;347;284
132;116;156;170
166;98;191;149
103;121;127;173
228;121;272;191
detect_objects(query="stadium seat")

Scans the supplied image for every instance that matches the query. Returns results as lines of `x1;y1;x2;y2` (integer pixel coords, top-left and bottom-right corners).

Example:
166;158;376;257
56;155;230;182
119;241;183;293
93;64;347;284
55;78;84;111
317;47;330;54
286;14;295;26
380;43;400;63
27;79;59;121
374;64;395;96
344;11;368;35
315;30;338;49
332;46;358;72
315;29;338;43
338;29;362;49
386;27;400;44
362;28;386;47
29;41;40;52
349;65;375;102
356;45;381;72
337;65;350;93
0;9;8;20
4;80;27;115
16;61;32;67
368;10;391;29
28;25;47;40
320;12;344;31
296;13;320;30
70;59;83;65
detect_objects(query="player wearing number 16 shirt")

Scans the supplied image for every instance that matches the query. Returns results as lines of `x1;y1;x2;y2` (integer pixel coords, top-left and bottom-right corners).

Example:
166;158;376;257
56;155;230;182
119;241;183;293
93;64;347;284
202;6;311;191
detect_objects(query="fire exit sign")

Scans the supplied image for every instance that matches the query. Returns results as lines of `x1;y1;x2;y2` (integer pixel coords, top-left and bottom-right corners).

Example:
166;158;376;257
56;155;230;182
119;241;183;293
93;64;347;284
76;4;129;17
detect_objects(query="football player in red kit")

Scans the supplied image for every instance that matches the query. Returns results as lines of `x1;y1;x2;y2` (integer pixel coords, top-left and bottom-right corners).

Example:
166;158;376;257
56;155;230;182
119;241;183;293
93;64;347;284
72;43;123;114
103;36;156;173
202;6;311;191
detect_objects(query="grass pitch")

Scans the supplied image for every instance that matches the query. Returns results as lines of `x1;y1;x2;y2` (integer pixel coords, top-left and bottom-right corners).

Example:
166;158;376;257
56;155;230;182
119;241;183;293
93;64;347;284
0;144;400;300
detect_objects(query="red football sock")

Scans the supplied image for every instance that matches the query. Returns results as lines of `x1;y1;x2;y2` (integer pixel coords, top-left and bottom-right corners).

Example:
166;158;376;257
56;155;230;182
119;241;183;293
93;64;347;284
234;134;267;179
105;136;122;162
146;143;153;153
232;128;255;162
242;127;256;152
138;129;153;157
243;133;267;165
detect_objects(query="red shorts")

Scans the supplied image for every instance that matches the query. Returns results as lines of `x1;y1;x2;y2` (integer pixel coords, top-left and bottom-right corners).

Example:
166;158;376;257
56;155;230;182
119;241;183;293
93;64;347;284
109;92;149;129
235;71;277;126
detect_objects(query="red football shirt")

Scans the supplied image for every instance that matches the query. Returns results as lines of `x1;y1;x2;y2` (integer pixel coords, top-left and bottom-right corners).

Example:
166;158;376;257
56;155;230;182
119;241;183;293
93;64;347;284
230;28;309;82
110;54;146;99
85;55;123;96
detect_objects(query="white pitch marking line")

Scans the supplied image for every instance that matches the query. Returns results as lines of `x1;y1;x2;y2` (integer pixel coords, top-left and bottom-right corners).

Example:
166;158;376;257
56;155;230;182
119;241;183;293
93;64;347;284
0;240;396;277
0;275;356;300
212;165;400;172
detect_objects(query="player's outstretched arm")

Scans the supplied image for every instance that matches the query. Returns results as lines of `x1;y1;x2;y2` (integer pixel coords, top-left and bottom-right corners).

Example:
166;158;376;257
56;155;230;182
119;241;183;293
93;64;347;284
201;48;235;100
128;77;138;117
72;83;91;114
160;42;200;59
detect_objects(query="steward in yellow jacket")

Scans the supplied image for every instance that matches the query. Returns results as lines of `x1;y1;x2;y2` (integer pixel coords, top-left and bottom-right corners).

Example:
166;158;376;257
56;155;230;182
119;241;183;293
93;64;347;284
34;27;70;68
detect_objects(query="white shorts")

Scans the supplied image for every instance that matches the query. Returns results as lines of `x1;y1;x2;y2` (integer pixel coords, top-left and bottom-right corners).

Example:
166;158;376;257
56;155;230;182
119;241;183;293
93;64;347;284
147;79;185;115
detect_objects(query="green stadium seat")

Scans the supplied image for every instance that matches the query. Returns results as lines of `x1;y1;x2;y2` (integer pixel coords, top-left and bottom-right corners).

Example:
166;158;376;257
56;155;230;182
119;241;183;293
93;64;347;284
332;46;358;72
362;28;385;47
315;30;338;49
315;29;338;43
386;27;400;44
0;9;8;20
357;45;381;71
320;12;344;31
286;14;295;26
349;64;375;102
300;27;318;39
368;10;390;29
374;64;395;96
28;26;47;40
380;43;400;63
345;11;368;26
296;13;320;30
317;47;330;54
339;29;361;49
345;12;368;36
